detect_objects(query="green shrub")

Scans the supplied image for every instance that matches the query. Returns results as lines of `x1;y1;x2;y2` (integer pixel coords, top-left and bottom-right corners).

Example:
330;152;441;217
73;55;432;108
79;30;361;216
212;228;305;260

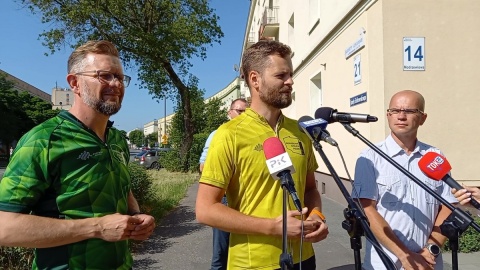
128;162;156;213
0;246;33;270
443;214;480;253
160;133;208;173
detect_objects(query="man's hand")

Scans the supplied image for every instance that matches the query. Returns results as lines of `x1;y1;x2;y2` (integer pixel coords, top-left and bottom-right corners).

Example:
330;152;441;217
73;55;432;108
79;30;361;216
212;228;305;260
273;207;325;240
95;213;155;242
130;213;156;241
398;250;434;270
303;210;329;243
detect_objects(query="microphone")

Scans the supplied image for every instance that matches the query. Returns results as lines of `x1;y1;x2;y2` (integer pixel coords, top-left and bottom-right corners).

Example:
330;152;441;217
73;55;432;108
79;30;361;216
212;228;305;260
419;152;480;210
315;107;378;123
263;137;302;212
298;115;338;146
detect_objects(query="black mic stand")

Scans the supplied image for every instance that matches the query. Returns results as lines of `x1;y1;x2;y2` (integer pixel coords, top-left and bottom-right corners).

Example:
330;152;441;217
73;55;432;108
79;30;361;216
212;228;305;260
279;175;294;270
311;138;396;270
341;123;480;270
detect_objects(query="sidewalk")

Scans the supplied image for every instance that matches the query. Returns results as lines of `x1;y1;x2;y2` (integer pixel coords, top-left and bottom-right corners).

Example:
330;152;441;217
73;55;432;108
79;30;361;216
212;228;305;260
133;181;479;269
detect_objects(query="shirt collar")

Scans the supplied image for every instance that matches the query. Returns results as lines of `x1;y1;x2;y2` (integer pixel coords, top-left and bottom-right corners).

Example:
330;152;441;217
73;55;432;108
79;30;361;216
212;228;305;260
385;134;422;157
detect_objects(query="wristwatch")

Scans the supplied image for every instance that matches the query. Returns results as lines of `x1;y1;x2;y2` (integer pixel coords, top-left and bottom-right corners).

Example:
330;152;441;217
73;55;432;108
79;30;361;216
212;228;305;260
425;243;441;257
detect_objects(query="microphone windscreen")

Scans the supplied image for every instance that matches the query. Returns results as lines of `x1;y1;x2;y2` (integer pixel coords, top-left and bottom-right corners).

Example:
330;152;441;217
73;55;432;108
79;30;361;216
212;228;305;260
263;137;286;159
418;152;452;180
298;115;314;133
315;107;334;123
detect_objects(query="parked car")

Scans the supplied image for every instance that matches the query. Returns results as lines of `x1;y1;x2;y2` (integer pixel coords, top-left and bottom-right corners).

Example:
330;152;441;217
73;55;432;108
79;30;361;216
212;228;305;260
132;148;171;169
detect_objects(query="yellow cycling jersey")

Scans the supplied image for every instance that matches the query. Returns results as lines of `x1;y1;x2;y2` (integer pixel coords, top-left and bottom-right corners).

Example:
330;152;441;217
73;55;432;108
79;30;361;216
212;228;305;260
200;108;318;269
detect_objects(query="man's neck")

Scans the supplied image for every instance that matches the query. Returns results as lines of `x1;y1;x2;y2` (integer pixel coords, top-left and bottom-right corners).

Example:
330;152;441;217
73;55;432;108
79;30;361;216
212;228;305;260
69;105;109;142
391;132;417;155
250;102;282;129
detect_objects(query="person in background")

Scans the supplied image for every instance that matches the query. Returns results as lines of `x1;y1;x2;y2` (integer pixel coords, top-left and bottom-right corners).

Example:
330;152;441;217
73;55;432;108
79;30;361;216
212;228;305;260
451;186;480;205
199;97;248;270
196;40;328;270
352;90;457;270
0;40;155;269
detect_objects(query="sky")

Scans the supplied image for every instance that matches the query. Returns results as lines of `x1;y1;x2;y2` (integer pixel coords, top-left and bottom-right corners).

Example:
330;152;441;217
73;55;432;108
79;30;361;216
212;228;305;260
0;0;250;132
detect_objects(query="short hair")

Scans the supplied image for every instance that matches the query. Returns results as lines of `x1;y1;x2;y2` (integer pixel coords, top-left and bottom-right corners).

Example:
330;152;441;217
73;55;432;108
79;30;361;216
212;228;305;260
68;40;120;73
241;40;292;87
230;98;247;109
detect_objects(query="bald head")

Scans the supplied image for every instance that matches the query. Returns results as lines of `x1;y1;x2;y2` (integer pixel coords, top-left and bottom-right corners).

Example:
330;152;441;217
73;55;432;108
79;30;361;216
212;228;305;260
389;90;425;111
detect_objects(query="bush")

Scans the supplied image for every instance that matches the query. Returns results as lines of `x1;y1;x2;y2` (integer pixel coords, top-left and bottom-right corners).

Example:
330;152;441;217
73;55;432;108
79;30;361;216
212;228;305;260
128;162;156;213
443;214;480;253
0;246;33;270
161;132;209;173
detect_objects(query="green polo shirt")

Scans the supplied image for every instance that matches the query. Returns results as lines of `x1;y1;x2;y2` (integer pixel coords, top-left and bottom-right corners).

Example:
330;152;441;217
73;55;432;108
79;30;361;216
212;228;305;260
0;110;132;269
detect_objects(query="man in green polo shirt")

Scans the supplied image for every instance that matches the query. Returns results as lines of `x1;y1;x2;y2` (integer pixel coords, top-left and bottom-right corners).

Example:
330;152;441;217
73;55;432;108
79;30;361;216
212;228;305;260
0;40;155;269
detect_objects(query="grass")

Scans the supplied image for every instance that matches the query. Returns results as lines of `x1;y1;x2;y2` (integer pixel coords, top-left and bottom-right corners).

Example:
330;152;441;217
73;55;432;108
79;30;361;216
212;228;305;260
143;169;199;220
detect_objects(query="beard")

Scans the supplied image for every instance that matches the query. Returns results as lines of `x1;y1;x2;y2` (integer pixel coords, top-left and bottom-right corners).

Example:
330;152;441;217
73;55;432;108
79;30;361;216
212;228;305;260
81;82;122;116
258;84;292;109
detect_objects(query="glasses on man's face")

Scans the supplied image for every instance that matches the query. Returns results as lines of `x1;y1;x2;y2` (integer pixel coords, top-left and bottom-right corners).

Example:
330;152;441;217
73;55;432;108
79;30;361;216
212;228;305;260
387;108;424;115
75;70;131;87
230;109;245;114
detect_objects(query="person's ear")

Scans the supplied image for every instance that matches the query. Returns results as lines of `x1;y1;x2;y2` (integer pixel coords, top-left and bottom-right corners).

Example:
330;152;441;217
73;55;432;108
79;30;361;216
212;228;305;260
67;74;80;94
419;113;427;125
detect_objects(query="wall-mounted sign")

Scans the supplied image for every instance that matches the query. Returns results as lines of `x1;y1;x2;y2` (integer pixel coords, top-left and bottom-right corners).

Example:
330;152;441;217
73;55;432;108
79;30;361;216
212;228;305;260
353;54;361;85
403;37;425;71
345;35;365;59
350;92;367;107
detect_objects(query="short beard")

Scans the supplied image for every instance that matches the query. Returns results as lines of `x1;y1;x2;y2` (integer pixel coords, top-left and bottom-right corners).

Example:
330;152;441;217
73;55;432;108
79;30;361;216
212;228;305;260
81;82;121;116
259;86;292;109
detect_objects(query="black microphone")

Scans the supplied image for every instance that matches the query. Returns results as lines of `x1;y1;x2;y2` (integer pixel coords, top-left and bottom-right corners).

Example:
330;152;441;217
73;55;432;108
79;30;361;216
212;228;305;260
315;107;378;123
263;137;302;212
298;116;338;146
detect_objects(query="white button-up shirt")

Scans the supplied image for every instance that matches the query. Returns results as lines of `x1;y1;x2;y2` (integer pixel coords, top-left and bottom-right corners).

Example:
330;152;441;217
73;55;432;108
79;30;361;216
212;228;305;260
352;135;457;270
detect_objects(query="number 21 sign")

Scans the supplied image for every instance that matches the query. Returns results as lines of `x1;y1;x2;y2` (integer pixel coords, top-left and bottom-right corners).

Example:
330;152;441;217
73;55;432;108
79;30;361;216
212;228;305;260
403;37;425;71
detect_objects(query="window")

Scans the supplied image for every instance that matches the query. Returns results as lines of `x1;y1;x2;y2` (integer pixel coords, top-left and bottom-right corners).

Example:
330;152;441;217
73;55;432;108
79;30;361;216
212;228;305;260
309;0;320;33
288;13;295;54
310;72;322;114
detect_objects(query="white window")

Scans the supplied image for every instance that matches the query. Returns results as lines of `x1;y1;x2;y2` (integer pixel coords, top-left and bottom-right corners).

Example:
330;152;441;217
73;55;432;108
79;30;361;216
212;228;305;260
310;72;322;115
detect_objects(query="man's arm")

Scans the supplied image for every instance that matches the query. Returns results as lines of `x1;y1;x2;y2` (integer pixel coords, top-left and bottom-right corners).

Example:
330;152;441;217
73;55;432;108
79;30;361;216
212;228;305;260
303;172;329;242
127;191;156;240
360;198;435;269
0;210;140;248
195;183;319;238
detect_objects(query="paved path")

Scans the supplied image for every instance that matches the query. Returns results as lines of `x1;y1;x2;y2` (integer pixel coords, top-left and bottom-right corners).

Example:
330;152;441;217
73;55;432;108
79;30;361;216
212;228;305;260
121;181;479;269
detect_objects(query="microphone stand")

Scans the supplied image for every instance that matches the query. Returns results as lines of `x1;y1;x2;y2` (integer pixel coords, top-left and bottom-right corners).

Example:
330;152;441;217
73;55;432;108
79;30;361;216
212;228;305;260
279;176;294;270
311;138;396;270
341;123;480;270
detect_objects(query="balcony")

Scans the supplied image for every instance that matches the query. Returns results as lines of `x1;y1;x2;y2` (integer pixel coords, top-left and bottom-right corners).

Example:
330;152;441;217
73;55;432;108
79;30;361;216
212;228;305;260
246;31;257;48
262;7;279;38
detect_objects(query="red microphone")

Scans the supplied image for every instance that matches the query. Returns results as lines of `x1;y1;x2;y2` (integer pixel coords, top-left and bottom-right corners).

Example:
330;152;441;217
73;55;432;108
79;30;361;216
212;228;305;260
263;137;301;212
419;152;480;209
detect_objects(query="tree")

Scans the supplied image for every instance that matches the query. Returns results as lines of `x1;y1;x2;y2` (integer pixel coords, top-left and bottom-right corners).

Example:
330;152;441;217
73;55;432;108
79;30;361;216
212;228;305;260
0;74;58;151
129;129;144;148
166;82;227;171
21;0;224;171
146;132;158;147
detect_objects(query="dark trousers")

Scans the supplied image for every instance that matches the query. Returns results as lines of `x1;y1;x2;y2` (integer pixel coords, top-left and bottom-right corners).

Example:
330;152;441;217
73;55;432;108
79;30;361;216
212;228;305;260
276;255;316;270
211;196;229;270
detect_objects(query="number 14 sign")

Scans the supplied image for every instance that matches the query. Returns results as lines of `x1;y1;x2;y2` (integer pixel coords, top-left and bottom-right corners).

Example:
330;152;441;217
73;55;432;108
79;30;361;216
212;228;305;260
403;37;425;71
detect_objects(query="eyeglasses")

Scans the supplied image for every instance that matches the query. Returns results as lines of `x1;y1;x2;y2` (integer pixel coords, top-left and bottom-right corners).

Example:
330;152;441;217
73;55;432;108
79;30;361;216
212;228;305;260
75;70;131;87
230;109;245;114
387;108;424;115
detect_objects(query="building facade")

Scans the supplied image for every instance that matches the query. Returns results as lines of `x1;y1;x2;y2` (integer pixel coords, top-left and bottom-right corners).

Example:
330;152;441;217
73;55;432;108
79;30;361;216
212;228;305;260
0;69;51;103
241;0;480;203
51;87;74;110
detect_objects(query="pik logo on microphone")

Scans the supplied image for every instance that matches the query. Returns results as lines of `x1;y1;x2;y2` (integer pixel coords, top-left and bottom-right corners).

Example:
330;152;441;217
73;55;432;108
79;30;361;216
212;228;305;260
426;156;445;171
266;152;294;174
